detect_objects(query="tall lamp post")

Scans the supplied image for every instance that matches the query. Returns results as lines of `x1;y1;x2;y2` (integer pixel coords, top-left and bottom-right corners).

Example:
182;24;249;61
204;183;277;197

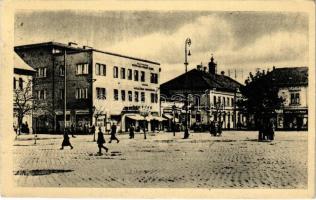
92;105;96;141
184;38;191;139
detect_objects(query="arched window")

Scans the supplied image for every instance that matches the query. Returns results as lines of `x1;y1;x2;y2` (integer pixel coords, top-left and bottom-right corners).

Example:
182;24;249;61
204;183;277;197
19;78;23;90
59;66;65;76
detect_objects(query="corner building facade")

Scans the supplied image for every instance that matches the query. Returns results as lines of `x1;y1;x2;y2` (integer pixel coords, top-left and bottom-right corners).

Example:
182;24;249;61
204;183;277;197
15;42;161;133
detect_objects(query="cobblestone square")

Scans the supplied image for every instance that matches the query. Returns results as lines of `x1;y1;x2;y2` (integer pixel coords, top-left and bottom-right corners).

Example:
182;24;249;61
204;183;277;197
13;131;307;188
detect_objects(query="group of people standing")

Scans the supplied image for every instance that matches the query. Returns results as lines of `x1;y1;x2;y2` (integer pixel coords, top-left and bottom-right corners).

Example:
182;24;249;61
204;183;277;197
209;120;223;136
258;120;275;141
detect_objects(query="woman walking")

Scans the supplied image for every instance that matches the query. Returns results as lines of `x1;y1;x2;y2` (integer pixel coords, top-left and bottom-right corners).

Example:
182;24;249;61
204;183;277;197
97;127;108;155
60;128;73;150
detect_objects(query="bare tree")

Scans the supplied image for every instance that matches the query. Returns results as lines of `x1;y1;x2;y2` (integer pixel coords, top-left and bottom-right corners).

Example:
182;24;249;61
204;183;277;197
13;80;34;135
92;99;107;141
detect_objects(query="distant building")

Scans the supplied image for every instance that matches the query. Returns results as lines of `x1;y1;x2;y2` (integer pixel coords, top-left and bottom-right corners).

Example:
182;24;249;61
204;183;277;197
160;55;245;131
13;54;36;134
270;67;308;130
14;42;162;133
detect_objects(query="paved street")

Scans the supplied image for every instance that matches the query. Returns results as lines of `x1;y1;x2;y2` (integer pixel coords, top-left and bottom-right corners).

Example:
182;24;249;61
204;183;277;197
13;131;307;188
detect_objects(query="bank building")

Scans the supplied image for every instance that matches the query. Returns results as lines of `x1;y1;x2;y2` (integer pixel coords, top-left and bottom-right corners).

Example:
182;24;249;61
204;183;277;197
14;42;162;133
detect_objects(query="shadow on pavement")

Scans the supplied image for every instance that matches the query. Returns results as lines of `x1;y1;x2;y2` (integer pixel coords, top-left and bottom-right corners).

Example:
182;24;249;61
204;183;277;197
14;169;74;176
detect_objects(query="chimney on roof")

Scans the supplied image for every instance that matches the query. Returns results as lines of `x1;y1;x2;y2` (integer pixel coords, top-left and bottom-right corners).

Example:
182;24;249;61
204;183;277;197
196;63;202;71
83;45;93;50
273;66;276;70
221;71;225;75
203;66;207;72
68;42;78;47
208;54;217;75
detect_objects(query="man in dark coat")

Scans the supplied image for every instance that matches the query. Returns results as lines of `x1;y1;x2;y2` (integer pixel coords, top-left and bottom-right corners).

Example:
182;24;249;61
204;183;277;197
217;121;223;136
97;127;108;154
210;121;216;136
109;123;119;143
129;124;135;139
60;128;73;150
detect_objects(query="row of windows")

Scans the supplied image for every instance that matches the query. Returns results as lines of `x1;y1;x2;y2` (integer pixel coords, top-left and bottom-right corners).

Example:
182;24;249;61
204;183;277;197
213;95;234;107
13;77;24;90
42;63;159;84
96;87;158;103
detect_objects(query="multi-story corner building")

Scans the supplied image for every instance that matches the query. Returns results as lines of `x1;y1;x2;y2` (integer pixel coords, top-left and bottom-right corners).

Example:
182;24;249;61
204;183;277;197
270;67;308;130
14;42;161;133
13;54;36;133
160;56;245;131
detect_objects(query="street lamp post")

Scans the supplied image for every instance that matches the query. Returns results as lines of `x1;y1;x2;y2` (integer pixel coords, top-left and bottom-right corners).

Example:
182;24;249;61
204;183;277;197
63;49;67;134
92;105;96;142
184;38;191;139
140;106;150;139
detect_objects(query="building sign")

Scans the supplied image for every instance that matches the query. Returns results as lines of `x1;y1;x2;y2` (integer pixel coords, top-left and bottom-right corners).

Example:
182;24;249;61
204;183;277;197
288;87;301;92
134;87;156;92
132;63;154;71
284;109;307;114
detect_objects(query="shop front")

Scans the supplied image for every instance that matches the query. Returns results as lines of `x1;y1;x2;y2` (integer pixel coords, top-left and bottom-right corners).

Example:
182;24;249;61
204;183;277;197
283;109;308;130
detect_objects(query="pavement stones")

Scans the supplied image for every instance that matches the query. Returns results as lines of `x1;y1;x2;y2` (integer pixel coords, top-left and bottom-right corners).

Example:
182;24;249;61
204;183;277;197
13;131;307;188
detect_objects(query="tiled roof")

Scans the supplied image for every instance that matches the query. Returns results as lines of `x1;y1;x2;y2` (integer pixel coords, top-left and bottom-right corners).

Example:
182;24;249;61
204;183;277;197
161;69;242;95
266;67;308;87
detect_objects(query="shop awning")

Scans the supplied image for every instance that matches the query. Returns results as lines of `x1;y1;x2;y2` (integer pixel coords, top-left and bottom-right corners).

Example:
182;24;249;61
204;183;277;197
55;111;70;115
163;113;173;119
126;114;145;121
147;116;166;121
76;110;90;114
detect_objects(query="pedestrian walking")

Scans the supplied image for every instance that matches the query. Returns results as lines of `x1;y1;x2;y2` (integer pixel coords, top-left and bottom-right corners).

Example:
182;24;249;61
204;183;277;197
70;124;76;138
129;124;135;139
109;123;119;143
217;121;223;136
258;120;264;141
60;129;73;150
210;121;216;136
97;127;108;155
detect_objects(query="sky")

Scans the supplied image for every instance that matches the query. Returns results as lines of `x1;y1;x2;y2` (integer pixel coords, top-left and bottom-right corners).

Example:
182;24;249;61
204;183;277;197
15;10;309;84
